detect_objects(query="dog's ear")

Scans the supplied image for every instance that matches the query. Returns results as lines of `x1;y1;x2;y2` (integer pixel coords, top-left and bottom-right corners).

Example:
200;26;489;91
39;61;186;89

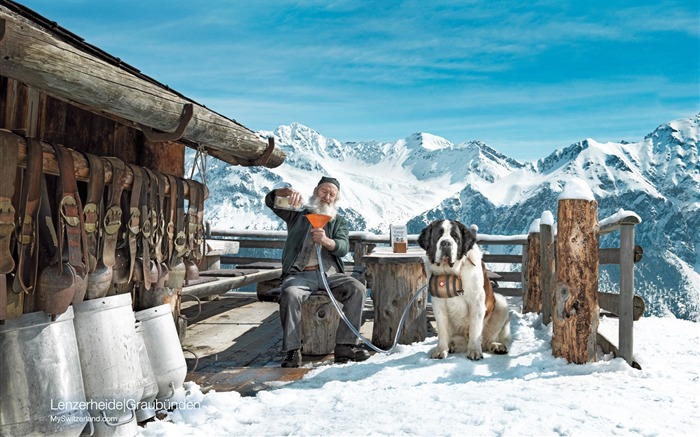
417;223;432;251
455;221;476;257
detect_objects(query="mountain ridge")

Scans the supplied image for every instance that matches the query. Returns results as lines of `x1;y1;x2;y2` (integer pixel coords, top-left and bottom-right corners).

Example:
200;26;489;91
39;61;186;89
191;114;700;321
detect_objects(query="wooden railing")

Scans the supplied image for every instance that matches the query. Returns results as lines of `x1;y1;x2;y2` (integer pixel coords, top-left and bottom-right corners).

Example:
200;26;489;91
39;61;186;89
522;207;643;368
202;203;643;368
203;224;529;297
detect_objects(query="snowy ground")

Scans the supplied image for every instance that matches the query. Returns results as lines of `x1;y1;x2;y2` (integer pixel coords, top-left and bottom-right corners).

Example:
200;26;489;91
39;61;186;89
140;312;699;436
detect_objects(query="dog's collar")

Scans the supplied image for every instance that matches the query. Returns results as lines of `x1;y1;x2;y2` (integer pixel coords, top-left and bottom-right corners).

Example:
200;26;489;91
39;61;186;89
429;274;463;299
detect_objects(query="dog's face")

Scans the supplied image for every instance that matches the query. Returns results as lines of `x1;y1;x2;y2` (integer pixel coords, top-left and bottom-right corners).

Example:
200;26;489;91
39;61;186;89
418;220;476;267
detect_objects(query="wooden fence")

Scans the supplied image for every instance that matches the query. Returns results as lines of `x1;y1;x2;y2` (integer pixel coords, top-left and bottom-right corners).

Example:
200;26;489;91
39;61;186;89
199;225;530;297
522;205;643;368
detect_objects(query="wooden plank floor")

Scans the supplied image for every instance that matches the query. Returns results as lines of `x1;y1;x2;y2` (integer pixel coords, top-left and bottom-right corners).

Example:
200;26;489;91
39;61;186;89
181;292;387;396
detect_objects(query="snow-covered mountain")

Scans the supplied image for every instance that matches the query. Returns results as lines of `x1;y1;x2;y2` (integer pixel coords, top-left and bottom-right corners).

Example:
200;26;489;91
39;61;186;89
189;115;700;321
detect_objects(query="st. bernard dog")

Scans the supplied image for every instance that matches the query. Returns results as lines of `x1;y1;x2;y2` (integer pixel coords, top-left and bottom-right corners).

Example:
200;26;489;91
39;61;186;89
418;220;511;360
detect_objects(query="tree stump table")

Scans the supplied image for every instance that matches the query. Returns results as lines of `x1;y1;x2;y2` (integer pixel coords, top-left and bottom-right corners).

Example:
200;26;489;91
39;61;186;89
363;247;428;349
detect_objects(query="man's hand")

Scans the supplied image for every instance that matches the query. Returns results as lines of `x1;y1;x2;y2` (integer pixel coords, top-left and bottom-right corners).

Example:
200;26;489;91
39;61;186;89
277;187;303;208
310;227;336;251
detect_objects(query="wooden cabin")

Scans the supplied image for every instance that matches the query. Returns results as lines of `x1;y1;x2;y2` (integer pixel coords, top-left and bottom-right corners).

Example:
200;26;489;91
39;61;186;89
0;0;285;324
0;1;288;433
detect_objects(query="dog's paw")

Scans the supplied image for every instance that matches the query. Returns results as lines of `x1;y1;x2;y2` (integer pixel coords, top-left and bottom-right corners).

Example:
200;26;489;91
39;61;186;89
488;342;508;355
466;347;483;361
430;348;449;359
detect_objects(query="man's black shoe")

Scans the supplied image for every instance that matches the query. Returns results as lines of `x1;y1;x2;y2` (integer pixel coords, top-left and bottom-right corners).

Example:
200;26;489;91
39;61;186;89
281;349;301;368
334;344;370;364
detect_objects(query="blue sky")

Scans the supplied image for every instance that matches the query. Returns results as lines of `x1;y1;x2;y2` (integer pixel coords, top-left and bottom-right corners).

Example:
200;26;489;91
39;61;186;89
16;0;700;161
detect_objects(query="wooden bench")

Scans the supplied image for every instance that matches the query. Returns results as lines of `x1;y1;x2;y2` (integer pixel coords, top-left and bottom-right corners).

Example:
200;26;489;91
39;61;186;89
256;287;340;355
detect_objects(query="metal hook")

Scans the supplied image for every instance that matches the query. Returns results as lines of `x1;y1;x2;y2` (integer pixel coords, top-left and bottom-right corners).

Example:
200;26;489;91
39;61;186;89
139;103;193;142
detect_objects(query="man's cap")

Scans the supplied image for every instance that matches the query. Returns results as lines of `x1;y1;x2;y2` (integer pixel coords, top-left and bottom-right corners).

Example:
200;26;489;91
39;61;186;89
317;176;340;190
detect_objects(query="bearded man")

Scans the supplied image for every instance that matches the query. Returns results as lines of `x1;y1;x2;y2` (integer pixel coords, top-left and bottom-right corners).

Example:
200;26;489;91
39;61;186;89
265;176;370;367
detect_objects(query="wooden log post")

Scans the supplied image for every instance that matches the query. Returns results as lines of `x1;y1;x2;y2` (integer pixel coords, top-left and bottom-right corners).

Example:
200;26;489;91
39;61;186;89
552;182;599;364
618;223;636;366
301;294;340;355
523;219;542;314
540;211;556;325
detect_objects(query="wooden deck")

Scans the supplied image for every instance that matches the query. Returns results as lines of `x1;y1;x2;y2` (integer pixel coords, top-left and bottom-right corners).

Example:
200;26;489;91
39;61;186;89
180;292;405;396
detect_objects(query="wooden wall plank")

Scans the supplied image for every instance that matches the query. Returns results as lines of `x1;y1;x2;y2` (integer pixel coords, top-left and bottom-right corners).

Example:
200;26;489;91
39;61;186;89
113;123;141;165
89;112;116;158
143;139;185;177
38;94;67;145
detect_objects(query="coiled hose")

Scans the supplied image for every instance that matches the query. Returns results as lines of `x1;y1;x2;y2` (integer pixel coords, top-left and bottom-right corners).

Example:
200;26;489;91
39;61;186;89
316;244;426;354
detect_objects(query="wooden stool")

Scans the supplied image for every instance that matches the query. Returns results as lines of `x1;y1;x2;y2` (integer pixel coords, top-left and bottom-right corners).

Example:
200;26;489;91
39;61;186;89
301;293;340;355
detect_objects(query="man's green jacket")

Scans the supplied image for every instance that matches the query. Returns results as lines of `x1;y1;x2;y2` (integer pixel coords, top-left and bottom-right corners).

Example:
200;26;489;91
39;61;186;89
265;189;350;276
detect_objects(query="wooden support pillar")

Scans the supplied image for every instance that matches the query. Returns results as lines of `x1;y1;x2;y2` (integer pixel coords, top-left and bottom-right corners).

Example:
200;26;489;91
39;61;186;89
540;219;555;325
618;224;635;365
552;194;599;364
523;221;542;314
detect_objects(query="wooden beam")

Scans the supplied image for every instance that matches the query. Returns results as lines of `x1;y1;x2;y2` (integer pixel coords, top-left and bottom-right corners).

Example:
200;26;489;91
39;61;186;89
4;129;198;197
182;269;283;299
494;287;522;297
483;254;523;263
598;292;645;321
491;271;522;283
0;7;285;168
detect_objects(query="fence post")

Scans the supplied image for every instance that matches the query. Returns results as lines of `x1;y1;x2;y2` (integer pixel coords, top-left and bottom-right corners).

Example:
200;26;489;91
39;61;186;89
618;223;635;365
540;212;555;326
523;219;542;314
552;181;599;364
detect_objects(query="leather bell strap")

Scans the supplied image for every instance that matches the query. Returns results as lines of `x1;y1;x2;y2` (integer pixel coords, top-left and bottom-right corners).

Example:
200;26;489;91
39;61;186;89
34;172;67;315
38;176;59;265
13;138;44;294
127;164;143;284
194;180;205;262
0;134;19;274
140;167;153;289
102;158;127;268
0;132;19;322
185;179;200;260
53;144;88;276
165;174;178;268
38;173;73;317
83;153;105;272
144;168;159;249
173;177;188;261
154;171;167;264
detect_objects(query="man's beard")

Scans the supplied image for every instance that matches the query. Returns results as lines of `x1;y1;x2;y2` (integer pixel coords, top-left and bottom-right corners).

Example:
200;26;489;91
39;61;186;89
309;195;338;219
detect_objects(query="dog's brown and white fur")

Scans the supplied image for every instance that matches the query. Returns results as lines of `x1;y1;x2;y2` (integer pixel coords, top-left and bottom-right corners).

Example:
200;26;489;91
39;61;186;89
418;220;511;360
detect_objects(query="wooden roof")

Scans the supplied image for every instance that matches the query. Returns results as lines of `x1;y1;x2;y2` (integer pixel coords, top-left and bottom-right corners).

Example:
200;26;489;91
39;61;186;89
0;0;285;168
